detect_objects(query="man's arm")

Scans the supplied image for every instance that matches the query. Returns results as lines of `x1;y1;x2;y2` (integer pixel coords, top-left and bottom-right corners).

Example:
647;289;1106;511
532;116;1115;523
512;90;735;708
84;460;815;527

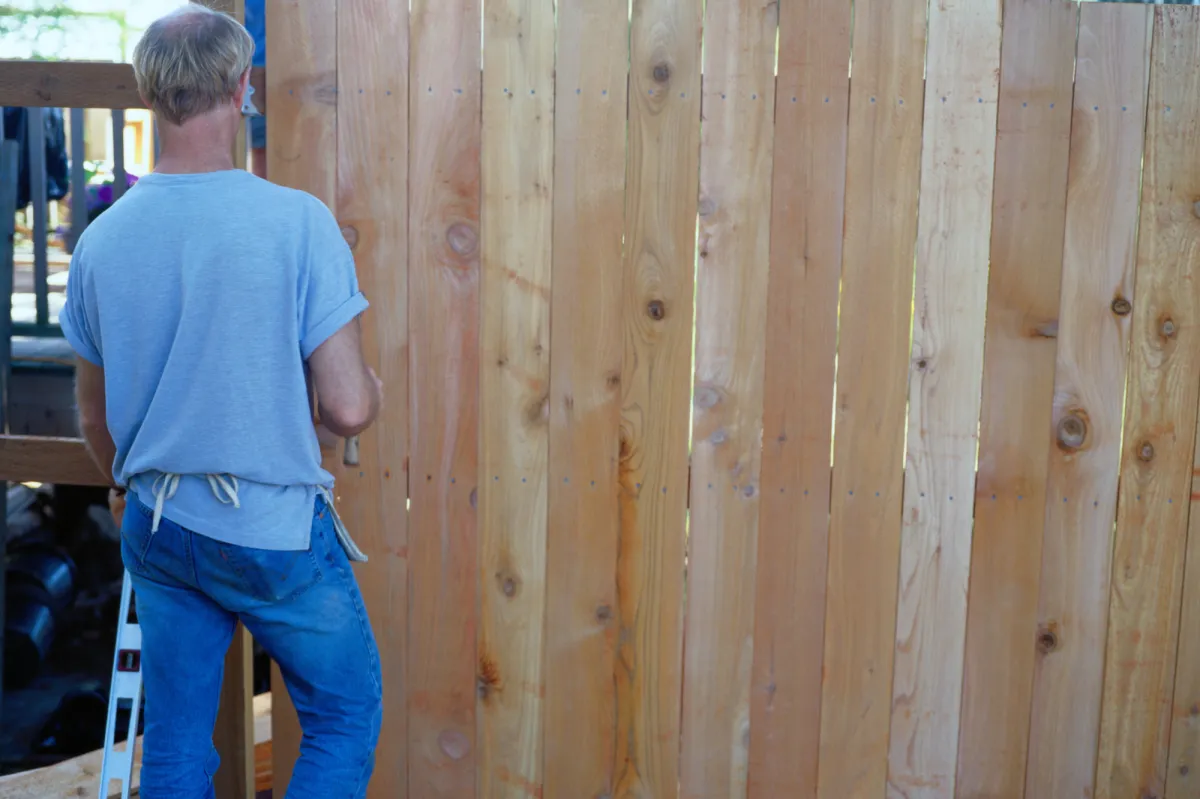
75;357;116;482
307;316;383;438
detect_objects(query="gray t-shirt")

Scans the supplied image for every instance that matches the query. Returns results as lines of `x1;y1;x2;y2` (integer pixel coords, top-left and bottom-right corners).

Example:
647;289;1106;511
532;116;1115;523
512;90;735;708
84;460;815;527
60;169;368;550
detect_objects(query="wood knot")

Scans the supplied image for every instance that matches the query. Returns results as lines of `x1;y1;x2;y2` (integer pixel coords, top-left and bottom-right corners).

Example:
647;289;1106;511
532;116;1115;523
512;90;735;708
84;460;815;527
1182;764;1191;777
1033;320;1059;338
1111;297;1132;316
1139;441;1155;462
469;488;477;509
340;225;359;250
647;299;666;320
694;384;722;409
477;654;501;699
446;222;478;257
437;729;470;760
606;371;621;390
742;484;756;498
698;197;717;217
1056;410;1088;452
652;63;671;83
1036;625;1059;653
1161;317;1177;338
916;358;928;371
595;604;612;623
497;570;521;598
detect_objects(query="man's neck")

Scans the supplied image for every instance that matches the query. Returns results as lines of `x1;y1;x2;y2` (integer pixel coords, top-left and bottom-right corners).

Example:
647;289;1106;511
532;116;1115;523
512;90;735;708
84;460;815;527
155;111;238;175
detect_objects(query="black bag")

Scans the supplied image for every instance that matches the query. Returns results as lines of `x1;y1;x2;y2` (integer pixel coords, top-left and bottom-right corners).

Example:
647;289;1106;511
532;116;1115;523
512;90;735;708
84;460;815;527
2;106;71;211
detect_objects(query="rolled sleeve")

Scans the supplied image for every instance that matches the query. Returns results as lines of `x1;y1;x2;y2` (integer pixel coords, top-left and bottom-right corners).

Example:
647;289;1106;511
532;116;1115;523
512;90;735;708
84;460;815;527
300;290;368;359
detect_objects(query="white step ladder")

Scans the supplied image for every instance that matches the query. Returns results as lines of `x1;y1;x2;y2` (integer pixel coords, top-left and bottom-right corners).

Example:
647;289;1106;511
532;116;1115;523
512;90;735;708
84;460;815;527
99;571;144;799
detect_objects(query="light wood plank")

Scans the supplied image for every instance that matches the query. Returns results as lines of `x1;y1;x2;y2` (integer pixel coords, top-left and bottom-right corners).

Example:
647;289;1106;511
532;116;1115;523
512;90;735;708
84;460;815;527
1169;375;1200;794
477;0;555;795
887;5;1002;795
680;1;777;795
0;436;108;485
954;2;1076;796
1023;7;1152;798
749;1;848;796
816;0;927;794
336;0;410;795
265;0;337;790
406;0;481;794
614;0;702;795
1094;8;1200;798
0;61;265;111
543;0;629;796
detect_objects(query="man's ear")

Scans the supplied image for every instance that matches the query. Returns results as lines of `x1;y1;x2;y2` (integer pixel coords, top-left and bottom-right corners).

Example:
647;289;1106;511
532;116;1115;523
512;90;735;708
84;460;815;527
233;68;251;110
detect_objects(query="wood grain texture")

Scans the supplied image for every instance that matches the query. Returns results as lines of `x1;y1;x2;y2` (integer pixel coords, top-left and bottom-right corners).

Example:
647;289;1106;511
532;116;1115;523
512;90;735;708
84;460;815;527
543;0;629;796
816;0;927;794
954;2;1076;796
1168;377;1200;794
680;0;776;795
614;0;702;794
1023;7;1152;798
336;0;410;796
0;60;265;110
887;5;1002;796
0;436;108;485
406;0;481;794
749;1;849;796
1094;9;1200;798
265;0;337;790
0;61;142;108
477;0;555;795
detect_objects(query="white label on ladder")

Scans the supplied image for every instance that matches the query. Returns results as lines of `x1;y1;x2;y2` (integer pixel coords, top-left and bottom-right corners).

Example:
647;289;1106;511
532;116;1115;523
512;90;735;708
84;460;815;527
100;572;144;799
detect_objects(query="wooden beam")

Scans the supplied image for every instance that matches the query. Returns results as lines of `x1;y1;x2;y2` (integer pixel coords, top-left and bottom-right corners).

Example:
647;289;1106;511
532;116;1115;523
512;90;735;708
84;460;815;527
0;436;107;486
0;61;265;112
0;694;272;799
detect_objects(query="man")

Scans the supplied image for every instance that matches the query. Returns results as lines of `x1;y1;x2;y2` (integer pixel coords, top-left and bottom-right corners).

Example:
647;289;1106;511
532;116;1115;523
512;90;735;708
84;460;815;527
59;6;385;798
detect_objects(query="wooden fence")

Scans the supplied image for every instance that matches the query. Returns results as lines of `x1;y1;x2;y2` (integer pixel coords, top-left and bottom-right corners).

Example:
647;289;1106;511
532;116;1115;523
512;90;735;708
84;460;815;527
8;0;1200;797
263;0;1200;796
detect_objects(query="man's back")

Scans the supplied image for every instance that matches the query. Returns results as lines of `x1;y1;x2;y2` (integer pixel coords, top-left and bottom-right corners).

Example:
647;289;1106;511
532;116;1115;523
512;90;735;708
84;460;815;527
60;169;368;549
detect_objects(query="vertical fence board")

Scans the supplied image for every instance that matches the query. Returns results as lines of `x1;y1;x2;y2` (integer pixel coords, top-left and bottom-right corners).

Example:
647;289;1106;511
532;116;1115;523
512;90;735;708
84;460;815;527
887;4;1002;795
1169;395;1200;793
749;1;849;796
336;0;409;795
817;0;927;794
265;0;337;789
954;2;1076;796
544;0;629;796
1023;7;1151;798
407;0;481;794
477;0;555;795
1095;9;1200;798
680;0;777;795
615;0;702;795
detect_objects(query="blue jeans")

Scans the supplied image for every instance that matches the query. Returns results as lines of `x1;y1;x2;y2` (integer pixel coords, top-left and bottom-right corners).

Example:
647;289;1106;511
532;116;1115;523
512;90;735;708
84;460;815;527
120;493;382;799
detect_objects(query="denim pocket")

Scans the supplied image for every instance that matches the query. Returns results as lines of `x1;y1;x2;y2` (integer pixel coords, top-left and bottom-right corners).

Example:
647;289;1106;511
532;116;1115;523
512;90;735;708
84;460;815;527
216;541;323;604
120;498;157;572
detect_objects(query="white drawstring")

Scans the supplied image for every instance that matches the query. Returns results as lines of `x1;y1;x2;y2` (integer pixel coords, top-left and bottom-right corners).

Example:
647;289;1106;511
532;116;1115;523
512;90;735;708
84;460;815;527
149;471;240;533
317;486;368;563
147;474;367;563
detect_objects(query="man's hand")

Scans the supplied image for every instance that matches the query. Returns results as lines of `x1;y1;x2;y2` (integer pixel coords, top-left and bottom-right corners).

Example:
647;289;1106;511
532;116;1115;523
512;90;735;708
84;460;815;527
109;487;126;528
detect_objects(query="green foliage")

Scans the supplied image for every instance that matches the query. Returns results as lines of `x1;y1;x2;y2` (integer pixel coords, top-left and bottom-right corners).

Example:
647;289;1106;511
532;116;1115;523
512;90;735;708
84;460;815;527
0;3;128;61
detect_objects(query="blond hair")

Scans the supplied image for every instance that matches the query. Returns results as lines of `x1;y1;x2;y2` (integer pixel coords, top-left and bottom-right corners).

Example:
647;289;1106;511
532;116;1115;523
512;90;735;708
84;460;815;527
132;5;254;126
